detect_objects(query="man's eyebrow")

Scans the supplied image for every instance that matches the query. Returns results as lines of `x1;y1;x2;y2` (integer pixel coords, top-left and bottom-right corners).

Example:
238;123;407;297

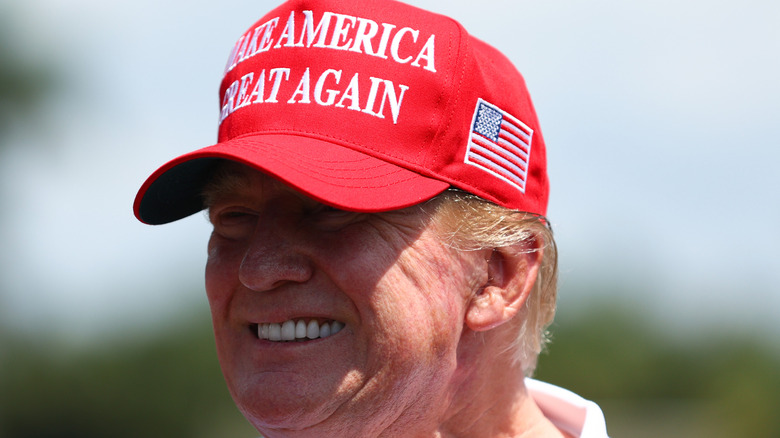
201;164;252;209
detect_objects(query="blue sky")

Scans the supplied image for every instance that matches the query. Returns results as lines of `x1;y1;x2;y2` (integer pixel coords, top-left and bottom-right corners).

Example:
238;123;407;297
1;0;778;343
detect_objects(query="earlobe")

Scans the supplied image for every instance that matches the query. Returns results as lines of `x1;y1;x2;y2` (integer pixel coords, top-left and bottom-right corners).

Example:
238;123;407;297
465;240;543;332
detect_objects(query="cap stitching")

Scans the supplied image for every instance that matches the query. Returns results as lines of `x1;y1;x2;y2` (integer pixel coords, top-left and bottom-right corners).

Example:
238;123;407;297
228;142;423;189
225;129;438;177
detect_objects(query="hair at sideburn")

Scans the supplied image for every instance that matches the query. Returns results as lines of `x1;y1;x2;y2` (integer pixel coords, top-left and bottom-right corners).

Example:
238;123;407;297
427;189;558;377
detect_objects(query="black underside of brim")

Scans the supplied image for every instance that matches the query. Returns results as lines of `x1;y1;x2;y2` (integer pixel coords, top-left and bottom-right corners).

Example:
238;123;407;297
138;158;223;225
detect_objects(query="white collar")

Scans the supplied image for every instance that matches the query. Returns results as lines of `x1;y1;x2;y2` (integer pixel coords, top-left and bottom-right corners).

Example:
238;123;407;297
525;378;609;438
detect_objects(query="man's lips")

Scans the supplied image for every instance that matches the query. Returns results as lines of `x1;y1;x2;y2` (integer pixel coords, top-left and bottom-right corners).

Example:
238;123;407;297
252;318;345;342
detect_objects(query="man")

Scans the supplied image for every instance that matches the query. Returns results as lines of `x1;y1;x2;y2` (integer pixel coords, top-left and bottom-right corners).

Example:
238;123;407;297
134;0;609;436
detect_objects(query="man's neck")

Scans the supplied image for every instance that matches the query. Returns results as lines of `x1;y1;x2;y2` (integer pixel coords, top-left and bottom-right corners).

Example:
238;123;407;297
429;331;570;438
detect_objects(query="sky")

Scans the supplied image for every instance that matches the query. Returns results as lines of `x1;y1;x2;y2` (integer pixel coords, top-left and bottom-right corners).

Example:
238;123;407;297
1;0;778;344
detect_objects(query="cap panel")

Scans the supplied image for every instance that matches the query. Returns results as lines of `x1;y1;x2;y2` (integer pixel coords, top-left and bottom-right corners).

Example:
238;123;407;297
134;0;549;224
423;35;548;214
216;0;461;169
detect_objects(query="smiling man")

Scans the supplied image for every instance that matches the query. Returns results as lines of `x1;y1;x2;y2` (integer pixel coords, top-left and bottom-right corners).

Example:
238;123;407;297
133;0;608;437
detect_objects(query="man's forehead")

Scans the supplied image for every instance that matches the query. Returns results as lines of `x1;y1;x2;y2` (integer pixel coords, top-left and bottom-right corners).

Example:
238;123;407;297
203;161;309;206
202;160;447;230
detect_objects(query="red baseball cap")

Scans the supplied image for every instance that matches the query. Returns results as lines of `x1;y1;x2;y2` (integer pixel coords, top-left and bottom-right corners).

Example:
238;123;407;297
134;0;548;225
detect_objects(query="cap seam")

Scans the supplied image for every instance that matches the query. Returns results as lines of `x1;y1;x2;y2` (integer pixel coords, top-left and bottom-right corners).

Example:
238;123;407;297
223;129;441;179
230;142;409;182
429;18;469;176
421;16;462;170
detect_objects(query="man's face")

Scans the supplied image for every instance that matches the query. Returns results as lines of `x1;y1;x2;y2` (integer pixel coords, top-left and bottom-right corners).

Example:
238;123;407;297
204;163;489;435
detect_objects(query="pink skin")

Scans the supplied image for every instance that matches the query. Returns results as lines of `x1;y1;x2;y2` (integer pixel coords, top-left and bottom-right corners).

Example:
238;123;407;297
205;164;490;437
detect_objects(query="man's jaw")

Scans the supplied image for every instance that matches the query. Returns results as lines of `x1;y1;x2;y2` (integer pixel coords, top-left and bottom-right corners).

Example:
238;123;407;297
253;319;345;342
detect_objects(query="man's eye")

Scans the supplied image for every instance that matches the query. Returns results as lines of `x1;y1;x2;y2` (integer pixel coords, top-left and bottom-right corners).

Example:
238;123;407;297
210;208;258;238
310;205;361;229
221;210;253;221
212;209;251;223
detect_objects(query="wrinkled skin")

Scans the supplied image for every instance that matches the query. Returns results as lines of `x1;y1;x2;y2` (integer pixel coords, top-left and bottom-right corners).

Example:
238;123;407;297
204;162;568;437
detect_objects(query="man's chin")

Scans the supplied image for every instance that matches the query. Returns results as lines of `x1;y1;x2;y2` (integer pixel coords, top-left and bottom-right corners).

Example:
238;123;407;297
240;402;323;432
228;372;359;432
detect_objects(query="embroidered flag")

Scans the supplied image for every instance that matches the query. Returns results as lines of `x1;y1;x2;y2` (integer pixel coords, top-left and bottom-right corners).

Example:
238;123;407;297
465;99;533;193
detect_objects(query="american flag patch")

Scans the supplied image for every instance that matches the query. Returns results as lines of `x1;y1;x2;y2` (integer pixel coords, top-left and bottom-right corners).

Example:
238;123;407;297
465;99;533;193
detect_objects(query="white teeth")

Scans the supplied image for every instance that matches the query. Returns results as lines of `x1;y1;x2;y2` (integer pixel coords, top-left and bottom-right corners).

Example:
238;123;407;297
306;320;319;339
295;320;307;339
257;319;345;342
320;322;331;338
281;320;296;341
268;323;281;341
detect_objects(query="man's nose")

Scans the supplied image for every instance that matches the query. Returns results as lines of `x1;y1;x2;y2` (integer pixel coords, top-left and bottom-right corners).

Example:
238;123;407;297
238;216;314;292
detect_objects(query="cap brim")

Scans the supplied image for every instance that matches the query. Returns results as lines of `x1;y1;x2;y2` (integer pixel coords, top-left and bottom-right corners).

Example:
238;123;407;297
134;134;450;225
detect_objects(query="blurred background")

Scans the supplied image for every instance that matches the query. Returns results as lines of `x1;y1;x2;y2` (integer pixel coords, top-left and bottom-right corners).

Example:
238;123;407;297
1;0;778;436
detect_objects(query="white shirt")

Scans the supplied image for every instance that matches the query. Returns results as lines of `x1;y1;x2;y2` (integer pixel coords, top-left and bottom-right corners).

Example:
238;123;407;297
525;379;609;438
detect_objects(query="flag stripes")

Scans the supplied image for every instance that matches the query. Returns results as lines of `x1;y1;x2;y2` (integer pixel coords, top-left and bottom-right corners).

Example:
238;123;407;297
465;99;533;192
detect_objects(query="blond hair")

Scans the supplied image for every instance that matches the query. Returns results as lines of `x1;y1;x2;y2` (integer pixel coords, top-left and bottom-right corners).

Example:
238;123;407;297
427;189;558;376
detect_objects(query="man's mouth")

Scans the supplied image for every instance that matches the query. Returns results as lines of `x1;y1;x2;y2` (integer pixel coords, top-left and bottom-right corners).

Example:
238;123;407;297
253;319;345;342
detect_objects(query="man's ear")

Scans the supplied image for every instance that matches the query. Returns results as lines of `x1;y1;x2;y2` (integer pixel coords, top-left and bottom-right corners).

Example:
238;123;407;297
465;237;543;332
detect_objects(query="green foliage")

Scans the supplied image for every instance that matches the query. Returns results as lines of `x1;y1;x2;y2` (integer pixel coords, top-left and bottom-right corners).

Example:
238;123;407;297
535;302;780;438
0;9;57;143
0;315;256;438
